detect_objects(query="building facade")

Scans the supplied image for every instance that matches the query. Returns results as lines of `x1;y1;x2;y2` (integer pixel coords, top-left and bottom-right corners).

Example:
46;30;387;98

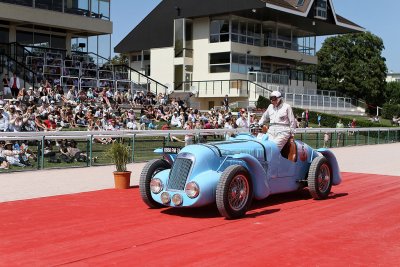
387;72;400;83
116;0;363;109
0;0;112;56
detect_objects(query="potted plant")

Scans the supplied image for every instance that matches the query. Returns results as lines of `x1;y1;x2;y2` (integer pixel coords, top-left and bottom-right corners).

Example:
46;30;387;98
106;141;131;189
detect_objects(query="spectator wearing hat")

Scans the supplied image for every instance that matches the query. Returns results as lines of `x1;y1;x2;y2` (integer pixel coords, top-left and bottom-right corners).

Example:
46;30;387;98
259;91;296;150
224;115;234;140
2;141;27;167
7;105;17;121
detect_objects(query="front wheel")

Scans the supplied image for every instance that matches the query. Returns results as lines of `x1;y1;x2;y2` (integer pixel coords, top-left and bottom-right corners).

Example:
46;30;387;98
216;165;253;219
139;159;171;208
308;156;332;199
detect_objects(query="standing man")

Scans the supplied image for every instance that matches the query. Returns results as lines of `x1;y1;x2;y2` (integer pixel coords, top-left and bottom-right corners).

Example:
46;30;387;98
223;94;229;111
9;73;20;99
259;91;296;150
2;74;11;99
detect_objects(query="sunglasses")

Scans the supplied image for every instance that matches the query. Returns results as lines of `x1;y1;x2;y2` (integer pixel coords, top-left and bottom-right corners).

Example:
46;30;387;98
269;97;278;101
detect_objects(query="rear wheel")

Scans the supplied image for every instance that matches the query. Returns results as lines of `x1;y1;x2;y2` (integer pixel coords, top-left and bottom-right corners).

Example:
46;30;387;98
308;156;332;199
216;165;253;219
139;159;171;208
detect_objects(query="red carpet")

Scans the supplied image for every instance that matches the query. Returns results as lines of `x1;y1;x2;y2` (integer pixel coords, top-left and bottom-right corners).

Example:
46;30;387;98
1;172;400;266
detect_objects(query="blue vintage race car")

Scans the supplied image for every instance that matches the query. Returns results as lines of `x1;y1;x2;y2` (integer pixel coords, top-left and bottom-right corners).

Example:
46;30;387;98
139;133;341;219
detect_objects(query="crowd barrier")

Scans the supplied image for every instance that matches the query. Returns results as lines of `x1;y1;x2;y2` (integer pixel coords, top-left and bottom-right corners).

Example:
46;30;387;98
1;127;399;172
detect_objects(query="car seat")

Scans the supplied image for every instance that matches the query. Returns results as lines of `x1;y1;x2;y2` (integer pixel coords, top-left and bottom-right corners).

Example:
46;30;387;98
281;137;297;162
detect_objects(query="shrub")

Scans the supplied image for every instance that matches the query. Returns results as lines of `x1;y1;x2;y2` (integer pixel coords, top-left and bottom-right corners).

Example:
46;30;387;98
105;141;130;172
256;95;270;109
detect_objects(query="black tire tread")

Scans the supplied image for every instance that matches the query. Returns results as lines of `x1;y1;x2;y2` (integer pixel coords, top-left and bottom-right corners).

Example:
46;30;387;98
308;156;332;200
139;159;170;208
216;165;252;219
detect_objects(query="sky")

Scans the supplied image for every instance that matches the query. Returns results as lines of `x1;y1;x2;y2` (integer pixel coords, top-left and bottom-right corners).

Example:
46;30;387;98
111;0;400;72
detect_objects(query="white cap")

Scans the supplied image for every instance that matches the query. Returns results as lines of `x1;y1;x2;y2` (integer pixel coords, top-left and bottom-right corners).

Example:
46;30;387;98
270;91;282;98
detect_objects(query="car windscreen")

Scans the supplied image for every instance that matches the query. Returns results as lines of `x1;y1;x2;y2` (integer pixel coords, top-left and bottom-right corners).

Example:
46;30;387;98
213;140;266;161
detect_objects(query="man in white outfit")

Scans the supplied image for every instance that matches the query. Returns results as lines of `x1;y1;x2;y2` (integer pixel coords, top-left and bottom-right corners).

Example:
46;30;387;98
259;91;296;150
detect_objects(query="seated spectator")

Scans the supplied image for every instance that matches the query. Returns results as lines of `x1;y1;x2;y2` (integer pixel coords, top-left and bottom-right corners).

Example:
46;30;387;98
139;114;151;127
0;107;9;131
170;112;182;128
43;114;58;131
2;141;29;167
107;118;120;131
148;119;158;130
59;140;87;163
126;118;138;130
8;110;24;132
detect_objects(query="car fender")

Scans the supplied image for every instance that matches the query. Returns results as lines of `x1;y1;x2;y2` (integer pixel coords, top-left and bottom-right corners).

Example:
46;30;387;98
230;153;271;200
154;148;177;165
316;148;342;185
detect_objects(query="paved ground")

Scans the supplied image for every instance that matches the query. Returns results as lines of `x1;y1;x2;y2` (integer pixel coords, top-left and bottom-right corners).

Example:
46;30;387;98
0;143;399;203
1;173;399;266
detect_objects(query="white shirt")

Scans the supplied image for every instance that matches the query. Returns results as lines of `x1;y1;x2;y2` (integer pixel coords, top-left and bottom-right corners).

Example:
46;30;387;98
236;116;249;128
259;101;296;134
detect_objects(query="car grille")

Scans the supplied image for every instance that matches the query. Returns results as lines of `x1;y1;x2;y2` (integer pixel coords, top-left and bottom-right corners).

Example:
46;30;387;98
167;158;193;190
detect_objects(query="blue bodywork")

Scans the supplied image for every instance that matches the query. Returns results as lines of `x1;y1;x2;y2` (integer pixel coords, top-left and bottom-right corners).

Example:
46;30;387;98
151;133;341;207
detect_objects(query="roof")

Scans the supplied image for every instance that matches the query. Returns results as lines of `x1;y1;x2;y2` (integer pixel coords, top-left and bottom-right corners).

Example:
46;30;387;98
115;0;363;54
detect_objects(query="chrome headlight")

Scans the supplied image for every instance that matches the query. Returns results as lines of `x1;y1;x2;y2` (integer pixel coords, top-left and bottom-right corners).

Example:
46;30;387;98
150;178;163;194
161;192;170;204
172;194;183;206
185;182;200;198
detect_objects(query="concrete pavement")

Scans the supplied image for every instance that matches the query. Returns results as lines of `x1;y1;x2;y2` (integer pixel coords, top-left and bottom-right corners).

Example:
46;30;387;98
1;143;399;202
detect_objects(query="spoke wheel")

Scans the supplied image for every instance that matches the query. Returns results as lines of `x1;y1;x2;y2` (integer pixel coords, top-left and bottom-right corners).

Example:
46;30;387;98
216;165;253;219
308;156;332;200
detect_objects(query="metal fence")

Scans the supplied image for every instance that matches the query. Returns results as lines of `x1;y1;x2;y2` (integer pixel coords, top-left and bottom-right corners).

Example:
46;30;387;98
1;127;399;173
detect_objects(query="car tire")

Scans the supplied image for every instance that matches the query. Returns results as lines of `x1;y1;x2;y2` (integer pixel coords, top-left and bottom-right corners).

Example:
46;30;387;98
216;165;253;219
308;156;332;200
139;159;171;208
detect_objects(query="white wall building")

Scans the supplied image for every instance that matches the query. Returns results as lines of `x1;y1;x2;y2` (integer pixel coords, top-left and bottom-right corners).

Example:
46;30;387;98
116;0;363;110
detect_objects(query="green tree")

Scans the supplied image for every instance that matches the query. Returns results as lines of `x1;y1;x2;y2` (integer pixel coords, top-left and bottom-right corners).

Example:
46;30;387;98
110;53;128;65
317;32;387;111
384;81;400;104
256;95;270;109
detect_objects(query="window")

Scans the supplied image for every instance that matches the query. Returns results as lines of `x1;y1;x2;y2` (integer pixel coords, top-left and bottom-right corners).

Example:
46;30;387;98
131;55;142;62
231;53;261;74
209;53;230;73
210;19;229;43
315;0;327;20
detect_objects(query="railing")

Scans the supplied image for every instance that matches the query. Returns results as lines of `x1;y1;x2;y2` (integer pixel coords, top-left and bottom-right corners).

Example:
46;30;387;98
0;1;110;20
113;64;167;95
1;127;399;173
178;79;272;99
248;71;289;86
284;93;359;112
0;53;39;88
